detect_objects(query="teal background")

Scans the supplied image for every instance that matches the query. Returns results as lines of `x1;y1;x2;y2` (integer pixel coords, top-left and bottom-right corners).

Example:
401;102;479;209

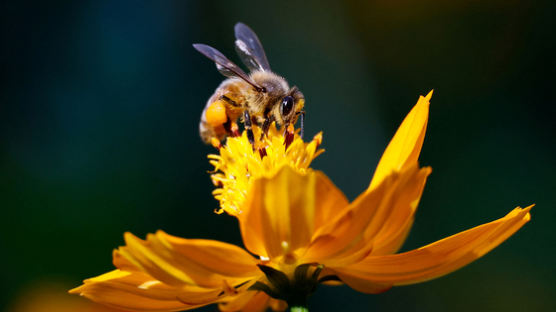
1;1;554;311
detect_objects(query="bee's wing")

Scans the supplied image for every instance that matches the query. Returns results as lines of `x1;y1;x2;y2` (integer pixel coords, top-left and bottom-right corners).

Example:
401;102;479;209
234;22;271;72
193;43;263;91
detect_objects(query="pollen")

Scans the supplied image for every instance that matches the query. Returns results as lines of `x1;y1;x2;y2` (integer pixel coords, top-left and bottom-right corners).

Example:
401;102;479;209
209;123;324;216
206;100;228;126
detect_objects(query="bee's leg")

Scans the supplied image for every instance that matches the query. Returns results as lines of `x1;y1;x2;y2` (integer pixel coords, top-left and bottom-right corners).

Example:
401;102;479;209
283;122;294;149
222;118;240;137
222;118;232;133
259;116;273;141
243;110;255;146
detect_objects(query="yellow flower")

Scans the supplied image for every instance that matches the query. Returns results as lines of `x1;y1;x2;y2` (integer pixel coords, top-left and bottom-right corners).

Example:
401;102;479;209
70;91;532;311
209;123;323;216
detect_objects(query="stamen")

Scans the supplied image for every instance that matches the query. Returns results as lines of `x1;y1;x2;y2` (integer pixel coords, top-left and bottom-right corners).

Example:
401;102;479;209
313;132;322;149
208;122;324;216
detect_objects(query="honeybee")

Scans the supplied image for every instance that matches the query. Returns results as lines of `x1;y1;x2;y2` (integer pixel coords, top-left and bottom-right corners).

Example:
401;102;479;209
193;23;305;146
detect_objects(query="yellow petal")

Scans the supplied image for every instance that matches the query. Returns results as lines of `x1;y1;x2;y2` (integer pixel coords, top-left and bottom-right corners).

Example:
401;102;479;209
219;291;274;312
368;165;431;255
313;171;350;233
331;205;532;292
368;91;432;191
69;270;215;311
324;273;391;294
238;167;348;260
117;232;259;288
304;164;430;265
239;166;318;258
112;248;140;271
305;170;397;262
154;231;260;278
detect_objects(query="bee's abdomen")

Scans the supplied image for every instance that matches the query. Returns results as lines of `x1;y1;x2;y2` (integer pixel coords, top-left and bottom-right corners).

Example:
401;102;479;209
199;119;225;144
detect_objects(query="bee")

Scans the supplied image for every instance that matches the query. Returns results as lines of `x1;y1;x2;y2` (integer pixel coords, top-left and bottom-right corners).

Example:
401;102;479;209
193;23;305;146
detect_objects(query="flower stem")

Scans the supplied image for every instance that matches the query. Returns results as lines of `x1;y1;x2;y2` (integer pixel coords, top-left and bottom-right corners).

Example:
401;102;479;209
290;306;308;312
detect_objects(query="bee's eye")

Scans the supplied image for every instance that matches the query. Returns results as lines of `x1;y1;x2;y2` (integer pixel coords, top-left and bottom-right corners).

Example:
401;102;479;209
281;96;294;117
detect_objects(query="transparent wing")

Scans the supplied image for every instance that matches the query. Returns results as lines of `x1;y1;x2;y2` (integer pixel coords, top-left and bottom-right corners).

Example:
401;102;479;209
193;43;262;90
234;23;271;72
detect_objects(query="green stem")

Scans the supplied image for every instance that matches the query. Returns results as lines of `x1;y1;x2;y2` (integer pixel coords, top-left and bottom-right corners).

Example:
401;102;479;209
289;306;309;312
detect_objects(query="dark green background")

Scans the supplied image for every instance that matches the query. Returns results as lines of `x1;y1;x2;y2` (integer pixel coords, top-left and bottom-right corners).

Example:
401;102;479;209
2;1;554;311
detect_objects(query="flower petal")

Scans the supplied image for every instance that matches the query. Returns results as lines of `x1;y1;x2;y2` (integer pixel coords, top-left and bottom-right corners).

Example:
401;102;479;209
368;165;431;255
219;291;278;312
304;164;430;265
368;91;432;191
331;205;532;292
113;248;139;271
239;166;319;258
313;171;350;234
117;232;259;288
154;231;260;278
69;270;217;311
239;167;348;260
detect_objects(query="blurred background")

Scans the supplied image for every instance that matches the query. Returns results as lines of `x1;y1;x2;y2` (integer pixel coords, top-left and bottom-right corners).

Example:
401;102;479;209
1;0;554;311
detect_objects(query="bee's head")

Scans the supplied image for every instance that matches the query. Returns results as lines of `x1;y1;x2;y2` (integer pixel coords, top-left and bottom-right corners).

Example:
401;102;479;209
251;71;304;127
276;86;304;127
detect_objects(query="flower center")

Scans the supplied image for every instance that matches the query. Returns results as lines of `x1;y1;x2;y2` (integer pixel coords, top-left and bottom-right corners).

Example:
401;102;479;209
208;123;323;216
